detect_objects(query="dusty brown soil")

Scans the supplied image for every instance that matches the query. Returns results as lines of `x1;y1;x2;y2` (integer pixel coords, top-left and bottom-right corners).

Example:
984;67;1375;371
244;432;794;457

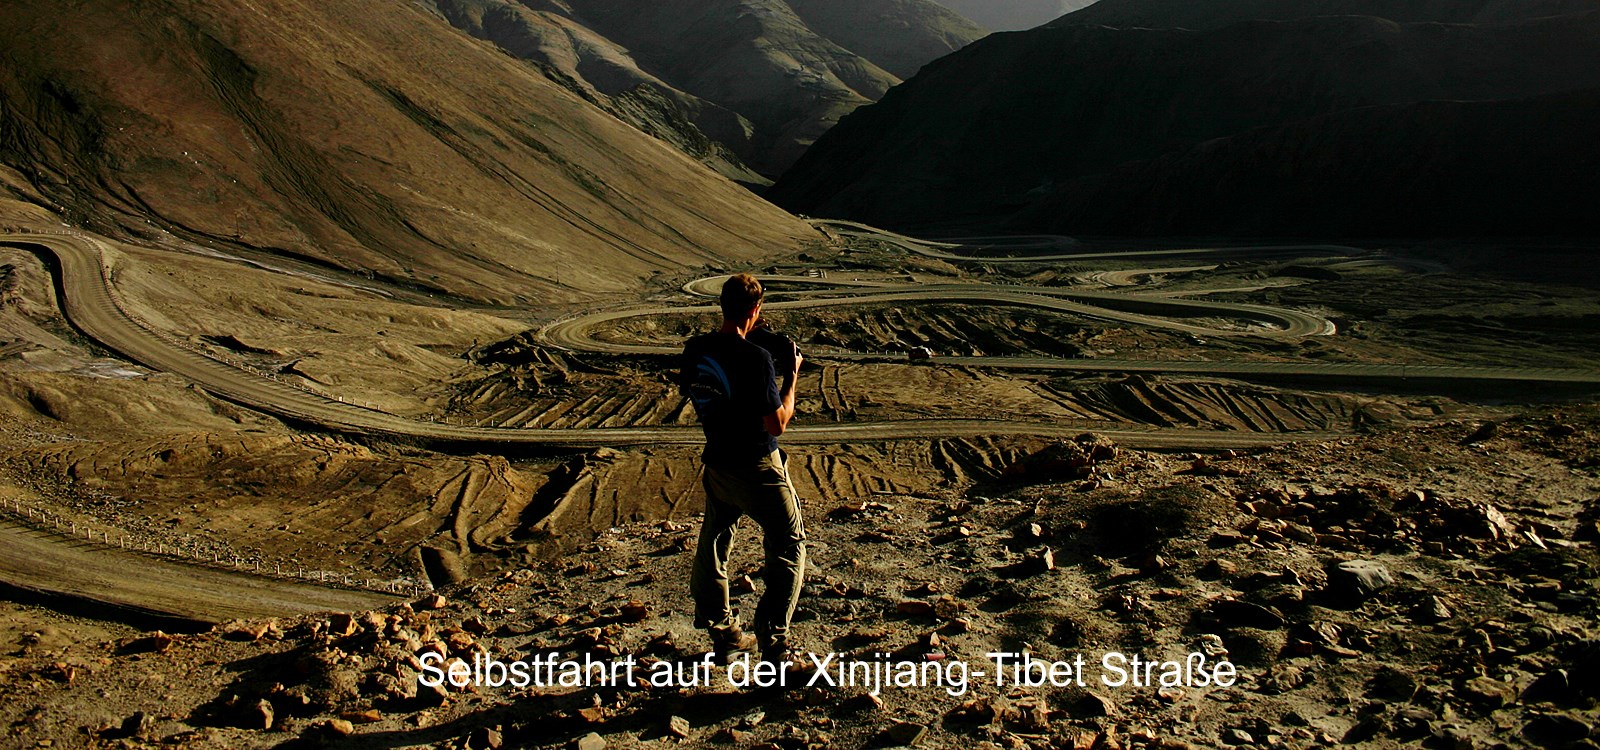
0;214;1597;749
1;412;1596;749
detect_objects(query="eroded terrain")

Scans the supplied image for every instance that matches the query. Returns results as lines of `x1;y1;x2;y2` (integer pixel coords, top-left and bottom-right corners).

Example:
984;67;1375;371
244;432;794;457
0;209;1597;748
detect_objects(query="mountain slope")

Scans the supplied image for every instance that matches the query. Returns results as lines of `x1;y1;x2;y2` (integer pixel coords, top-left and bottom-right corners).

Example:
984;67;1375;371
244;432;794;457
934;0;1097;30
769;11;1600;235
787;0;987;79
0;0;815;305
427;0;982;176
1013;89;1600;237
1053;0;1599;28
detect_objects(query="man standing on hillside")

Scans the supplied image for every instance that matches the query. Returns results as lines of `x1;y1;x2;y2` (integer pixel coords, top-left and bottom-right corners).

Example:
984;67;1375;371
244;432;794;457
679;273;806;666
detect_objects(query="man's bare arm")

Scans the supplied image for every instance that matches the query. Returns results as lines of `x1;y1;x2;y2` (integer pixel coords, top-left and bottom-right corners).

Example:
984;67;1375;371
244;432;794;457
763;349;803;436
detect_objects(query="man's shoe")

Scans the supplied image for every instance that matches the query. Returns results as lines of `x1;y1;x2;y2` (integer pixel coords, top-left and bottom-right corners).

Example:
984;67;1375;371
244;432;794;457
709;624;757;664
759;637;799;668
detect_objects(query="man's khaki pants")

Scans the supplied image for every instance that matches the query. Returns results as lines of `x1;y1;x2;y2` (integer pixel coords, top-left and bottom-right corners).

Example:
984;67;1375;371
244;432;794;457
691;450;807;646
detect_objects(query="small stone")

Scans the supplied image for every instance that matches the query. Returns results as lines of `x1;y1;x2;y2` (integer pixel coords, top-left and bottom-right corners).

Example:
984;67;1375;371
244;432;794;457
1036;548;1056;572
572;732;606;750
325;612;357;637
619;601;649;623
1463;676;1517;709
417;594;448;610
461;616;489;634
667;716;692;739
1367;666;1419;701
737;710;765;728
1200;559;1238;579
1327;560;1394;603
470;726;504;749
847;693;885;712
117;631;175;655
341;709;382;724
1522;669;1570;703
1414;595;1453;622
1342;716;1388;744
883;722;928;746
1222;728;1254;745
415;680;450;708
321;719;355;736
221;621;272;642
120;712;154;739
243;699;274;731
1432;726;1477;750
896;601;935;617
1522;713;1593;746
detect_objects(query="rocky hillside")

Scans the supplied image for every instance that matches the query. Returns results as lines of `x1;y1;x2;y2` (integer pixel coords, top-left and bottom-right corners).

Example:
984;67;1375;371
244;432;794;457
1013;88;1600;237
425;0;985;177
1052;0;1599;28
935;0;1097;30
769;8;1600;237
0;0;817;305
4;412;1598;748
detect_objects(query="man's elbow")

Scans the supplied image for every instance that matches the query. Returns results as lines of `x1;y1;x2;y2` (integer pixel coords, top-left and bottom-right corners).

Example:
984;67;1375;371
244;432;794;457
763;414;786;437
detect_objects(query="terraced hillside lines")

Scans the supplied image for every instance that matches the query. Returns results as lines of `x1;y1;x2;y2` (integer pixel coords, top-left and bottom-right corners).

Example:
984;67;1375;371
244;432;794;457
815;219;1361;264
1039;379;1358;432
818;364;850;420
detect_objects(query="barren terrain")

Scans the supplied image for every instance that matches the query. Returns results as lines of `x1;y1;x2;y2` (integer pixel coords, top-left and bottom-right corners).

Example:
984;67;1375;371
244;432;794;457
0;199;1596;749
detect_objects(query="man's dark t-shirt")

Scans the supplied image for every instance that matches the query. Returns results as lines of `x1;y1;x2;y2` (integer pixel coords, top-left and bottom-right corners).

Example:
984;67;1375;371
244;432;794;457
679;332;781;469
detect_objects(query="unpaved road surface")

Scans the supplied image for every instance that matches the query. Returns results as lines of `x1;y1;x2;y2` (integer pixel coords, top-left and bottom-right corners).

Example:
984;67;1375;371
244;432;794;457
0;520;393;622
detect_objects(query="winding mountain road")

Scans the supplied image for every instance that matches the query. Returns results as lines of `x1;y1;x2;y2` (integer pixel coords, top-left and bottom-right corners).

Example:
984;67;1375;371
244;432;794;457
1;227;1365;449
3;219;1598;622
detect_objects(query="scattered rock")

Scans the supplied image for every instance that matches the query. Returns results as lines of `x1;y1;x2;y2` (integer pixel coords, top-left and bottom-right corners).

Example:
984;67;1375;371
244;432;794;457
882;721;929;746
1199;559;1238;579
572;732;606;750
1326;560;1394;603
117;632;176;655
1462;676;1518;709
1368;666;1420;702
221;620;274;642
320;718;355;736
667;715;691;739
896;600;935;617
1523;669;1571;704
242;698;274;731
119;712;154;739
619;600;649;623
1414;595;1454;623
846;693;886;712
1522;713;1593;746
1432;725;1478;750
469;726;504;749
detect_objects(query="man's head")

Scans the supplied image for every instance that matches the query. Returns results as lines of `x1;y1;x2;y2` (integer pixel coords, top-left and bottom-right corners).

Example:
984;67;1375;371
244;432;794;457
720;273;763;323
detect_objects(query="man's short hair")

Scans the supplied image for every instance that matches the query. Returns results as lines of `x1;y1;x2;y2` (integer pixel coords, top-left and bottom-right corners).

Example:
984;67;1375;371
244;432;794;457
720;274;763;319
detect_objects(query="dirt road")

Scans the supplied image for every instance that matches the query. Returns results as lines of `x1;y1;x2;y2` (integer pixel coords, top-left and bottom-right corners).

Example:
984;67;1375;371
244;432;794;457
0;520;394;623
